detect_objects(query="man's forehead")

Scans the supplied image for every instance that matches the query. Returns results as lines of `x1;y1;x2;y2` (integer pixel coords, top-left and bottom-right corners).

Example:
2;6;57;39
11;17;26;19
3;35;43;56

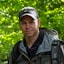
21;15;35;21
20;15;38;23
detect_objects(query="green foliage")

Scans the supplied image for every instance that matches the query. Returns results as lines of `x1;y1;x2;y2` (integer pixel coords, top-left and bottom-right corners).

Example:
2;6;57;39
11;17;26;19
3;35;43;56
0;0;64;64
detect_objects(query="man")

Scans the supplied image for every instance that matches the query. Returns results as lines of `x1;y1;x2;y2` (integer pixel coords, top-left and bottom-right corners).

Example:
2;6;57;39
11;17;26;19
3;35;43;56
8;7;64;64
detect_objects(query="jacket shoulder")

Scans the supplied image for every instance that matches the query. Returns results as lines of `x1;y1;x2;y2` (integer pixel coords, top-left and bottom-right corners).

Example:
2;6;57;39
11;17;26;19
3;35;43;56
40;28;59;40
13;41;22;51
40;28;58;35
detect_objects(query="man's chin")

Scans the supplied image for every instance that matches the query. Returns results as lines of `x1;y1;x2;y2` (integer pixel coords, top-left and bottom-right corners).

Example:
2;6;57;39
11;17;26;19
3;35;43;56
26;35;32;37
25;34;34;37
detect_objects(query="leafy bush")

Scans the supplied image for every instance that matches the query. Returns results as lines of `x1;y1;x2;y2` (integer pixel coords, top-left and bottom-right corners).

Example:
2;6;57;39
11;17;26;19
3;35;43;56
0;0;64;64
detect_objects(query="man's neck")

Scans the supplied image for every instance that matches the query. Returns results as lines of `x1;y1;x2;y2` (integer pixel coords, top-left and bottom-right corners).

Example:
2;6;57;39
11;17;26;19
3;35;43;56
25;31;40;48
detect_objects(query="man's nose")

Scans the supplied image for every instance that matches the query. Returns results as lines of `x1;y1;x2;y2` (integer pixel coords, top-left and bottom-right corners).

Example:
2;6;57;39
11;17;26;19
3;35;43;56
26;23;30;28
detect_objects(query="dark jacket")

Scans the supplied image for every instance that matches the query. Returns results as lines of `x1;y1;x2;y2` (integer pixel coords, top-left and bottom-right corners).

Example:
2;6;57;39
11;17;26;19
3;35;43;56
8;28;64;64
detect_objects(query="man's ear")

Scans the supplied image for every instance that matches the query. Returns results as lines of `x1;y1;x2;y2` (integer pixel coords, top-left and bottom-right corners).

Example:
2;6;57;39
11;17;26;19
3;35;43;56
19;21;22;30
38;19;40;28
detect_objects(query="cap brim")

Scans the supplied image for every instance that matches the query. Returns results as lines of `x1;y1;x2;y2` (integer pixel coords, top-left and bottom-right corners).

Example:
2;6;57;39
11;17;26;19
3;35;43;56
20;13;37;20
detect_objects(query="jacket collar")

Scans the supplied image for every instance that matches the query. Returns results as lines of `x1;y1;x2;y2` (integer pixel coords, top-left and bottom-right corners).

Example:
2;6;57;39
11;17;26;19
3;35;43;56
19;31;51;54
20;41;27;53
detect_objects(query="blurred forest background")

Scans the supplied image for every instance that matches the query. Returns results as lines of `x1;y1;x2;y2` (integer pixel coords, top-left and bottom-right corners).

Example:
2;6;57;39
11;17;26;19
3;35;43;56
0;0;64;64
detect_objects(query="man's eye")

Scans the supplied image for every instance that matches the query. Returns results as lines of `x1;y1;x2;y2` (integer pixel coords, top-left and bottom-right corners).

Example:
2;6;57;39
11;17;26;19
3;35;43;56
29;20;35;24
22;22;26;25
29;21;34;24
20;21;26;25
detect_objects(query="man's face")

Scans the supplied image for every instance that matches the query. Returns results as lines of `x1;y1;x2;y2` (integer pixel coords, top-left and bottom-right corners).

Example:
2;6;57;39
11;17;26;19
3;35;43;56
19;15;40;37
